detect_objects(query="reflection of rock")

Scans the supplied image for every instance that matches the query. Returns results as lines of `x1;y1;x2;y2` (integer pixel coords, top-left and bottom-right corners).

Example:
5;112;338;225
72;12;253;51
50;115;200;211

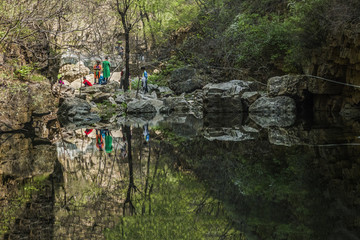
268;128;301;146
203;126;259;142
249;96;296;114
204;113;245;128
0;134;56;178
249;96;296;127
168;66;204;94
58;97;101;127
0;81;57;131
59;61;90;83
249;112;296;128
203;80;256;113
160;114;203;138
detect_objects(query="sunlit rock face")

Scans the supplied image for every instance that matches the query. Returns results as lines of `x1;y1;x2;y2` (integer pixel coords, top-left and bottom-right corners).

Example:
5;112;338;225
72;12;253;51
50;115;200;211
59;61;90;83
0;81;57;132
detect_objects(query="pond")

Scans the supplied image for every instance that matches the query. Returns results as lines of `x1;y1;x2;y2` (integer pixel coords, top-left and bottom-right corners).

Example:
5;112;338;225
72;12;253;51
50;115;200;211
1;112;360;240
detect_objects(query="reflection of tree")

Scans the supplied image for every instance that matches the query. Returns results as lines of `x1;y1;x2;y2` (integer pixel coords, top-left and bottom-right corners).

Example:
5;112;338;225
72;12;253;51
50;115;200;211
122;125;137;215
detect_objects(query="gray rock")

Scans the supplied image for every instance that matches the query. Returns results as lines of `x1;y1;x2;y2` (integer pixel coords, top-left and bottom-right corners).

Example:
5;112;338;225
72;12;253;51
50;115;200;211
268;75;308;100
203;80;256;113
127;99;163;114
160;96;190;113
92;92;112;103
168;66;203;94
241;91;262;109
115;95;126;104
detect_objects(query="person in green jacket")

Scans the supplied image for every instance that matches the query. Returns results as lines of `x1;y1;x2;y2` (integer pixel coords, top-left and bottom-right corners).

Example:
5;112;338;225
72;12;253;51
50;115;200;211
102;56;111;84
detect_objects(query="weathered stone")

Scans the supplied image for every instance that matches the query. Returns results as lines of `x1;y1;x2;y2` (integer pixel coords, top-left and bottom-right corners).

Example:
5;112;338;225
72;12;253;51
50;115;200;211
268;75;308;100
92;93;112;103
242;91;262;109
114;95;126;104
203;80;255;113
59;61;90;83
127;99;163;114
160;96;190;113
168;66;203;94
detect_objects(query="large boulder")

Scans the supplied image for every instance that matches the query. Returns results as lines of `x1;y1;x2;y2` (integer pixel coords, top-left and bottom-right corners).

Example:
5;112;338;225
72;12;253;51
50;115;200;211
160;96;190;114
127;99;163;114
168;66;204;94
59;61;90;83
268;75;342;100
249;96;296;127
203;80;256;113
57;97;101;126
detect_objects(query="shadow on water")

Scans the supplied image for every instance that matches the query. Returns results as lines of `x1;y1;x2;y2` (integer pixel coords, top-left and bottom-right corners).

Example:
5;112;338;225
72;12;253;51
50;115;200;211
1;111;360;239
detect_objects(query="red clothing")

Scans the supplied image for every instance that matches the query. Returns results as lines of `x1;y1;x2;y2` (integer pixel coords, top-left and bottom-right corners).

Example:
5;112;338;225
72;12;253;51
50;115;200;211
83;79;93;86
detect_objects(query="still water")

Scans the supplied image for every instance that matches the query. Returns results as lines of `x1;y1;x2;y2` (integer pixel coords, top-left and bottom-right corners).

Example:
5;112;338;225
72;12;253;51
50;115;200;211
1;113;360;240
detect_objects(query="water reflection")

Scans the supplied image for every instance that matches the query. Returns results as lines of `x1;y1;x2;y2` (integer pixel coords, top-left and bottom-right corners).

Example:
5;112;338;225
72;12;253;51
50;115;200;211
1;112;360;239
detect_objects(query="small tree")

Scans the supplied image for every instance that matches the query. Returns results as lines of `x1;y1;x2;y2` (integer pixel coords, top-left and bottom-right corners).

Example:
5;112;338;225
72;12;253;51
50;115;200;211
115;0;141;91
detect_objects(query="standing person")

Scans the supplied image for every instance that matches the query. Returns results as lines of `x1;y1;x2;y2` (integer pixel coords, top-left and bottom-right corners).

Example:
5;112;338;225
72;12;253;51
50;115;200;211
102;57;111;84
82;76;93;87
93;60;102;84
141;66;148;94
115;42;124;59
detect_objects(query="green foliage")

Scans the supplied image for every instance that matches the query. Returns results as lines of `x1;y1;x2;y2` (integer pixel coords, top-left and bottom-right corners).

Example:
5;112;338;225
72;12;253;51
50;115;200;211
14;65;34;80
223;13;296;72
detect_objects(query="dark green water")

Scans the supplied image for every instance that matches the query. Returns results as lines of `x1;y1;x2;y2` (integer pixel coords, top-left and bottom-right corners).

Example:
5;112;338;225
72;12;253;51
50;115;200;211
1;114;360;240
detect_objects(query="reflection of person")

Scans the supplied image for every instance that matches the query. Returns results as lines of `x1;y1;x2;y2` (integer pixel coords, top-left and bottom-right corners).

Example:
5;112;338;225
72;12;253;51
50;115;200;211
141;66;148;94
104;129;113;153
84;129;93;136
96;129;104;151
143;123;149;144
120;130;127;159
102;56;111;84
